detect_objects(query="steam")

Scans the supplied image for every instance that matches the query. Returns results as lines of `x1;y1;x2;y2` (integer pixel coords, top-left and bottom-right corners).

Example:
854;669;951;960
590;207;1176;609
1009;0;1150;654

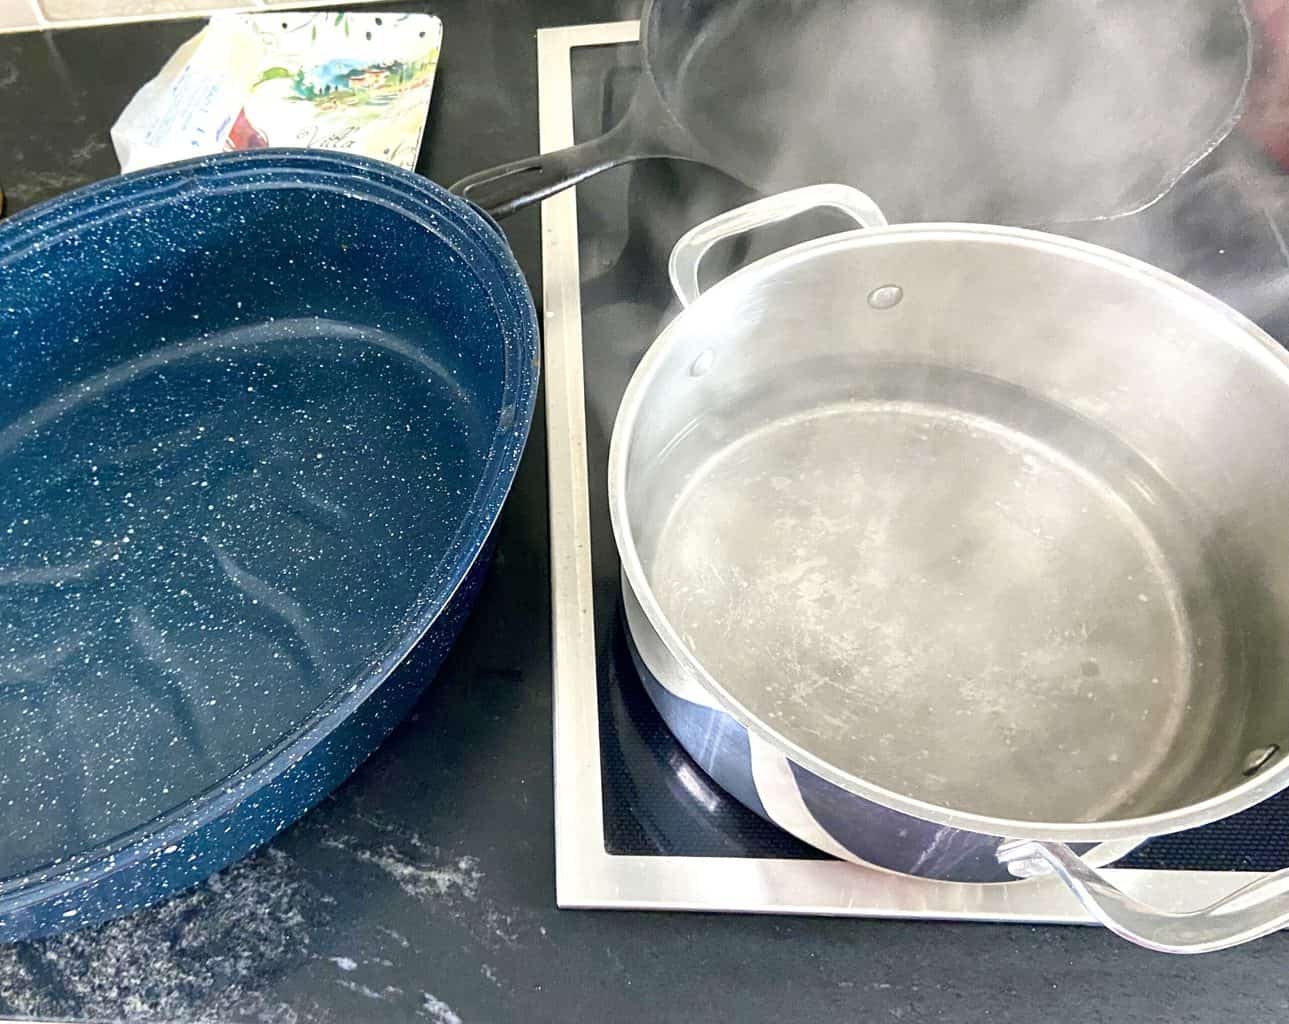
601;0;1289;335
671;0;1252;225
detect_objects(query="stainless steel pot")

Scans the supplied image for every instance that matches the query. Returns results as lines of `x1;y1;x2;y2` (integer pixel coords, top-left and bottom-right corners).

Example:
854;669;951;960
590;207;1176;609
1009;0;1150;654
608;185;1289;953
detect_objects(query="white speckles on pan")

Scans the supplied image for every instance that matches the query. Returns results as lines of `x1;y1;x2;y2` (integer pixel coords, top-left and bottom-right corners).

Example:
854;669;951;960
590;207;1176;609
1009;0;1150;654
337;978;404;1001
420;992;464;1024
0;150;540;934
0;318;479;868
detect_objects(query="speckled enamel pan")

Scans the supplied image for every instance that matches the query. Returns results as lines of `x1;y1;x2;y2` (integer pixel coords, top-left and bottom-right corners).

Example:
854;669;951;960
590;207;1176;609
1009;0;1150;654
0;149;538;939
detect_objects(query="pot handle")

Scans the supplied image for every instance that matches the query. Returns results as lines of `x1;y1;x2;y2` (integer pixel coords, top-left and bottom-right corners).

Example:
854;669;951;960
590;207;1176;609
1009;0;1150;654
451;119;640;220
668;184;887;308
998;839;1289;953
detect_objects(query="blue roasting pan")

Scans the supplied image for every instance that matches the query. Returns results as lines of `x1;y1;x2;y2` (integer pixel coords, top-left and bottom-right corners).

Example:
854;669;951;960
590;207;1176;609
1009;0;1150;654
0;150;539;939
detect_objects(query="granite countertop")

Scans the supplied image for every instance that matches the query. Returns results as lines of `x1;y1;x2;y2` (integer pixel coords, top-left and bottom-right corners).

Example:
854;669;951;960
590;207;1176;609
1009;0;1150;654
3;2;1289;1021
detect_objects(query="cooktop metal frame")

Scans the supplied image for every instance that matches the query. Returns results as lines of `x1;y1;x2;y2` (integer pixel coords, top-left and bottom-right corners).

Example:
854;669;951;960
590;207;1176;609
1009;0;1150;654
541;19;1260;923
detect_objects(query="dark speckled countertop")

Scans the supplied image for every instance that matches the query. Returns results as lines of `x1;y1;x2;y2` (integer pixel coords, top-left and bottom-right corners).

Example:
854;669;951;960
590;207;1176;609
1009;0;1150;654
3;3;1289;1021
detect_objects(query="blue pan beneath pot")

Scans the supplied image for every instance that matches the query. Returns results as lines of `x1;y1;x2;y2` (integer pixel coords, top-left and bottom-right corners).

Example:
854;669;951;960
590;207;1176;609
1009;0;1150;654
0;150;538;940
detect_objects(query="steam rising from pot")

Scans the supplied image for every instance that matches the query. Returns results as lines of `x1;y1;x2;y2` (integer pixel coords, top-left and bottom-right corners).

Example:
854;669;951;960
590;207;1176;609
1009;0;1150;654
664;0;1253;224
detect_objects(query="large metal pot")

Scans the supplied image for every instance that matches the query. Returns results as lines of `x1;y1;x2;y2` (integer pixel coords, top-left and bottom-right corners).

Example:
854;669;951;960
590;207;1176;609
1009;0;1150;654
608;185;1289;953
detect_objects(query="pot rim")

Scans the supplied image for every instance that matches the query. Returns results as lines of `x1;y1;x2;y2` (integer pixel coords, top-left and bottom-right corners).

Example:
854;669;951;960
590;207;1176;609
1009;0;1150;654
607;221;1289;843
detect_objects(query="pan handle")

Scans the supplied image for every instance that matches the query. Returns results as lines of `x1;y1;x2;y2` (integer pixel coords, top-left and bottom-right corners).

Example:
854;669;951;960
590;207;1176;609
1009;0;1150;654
997;839;1289;954
668;184;887;308
450;119;642;220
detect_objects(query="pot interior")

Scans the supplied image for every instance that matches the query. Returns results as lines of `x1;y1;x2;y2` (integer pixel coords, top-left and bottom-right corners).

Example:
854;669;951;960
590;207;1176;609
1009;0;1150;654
619;228;1289;826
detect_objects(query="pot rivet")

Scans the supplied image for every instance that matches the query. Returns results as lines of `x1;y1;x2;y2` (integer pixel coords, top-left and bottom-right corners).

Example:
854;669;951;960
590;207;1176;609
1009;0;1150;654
867;284;903;310
690;350;715;377
1243;744;1280;776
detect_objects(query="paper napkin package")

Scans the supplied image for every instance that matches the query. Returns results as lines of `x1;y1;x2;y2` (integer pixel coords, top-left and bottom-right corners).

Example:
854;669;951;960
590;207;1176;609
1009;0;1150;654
112;11;443;173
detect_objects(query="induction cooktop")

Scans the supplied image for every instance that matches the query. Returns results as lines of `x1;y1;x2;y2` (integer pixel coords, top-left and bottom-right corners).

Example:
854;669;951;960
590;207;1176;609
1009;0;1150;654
543;20;1289;922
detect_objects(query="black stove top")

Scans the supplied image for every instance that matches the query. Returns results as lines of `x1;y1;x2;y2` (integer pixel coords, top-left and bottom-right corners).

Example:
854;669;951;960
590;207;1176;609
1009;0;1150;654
572;37;1289;874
